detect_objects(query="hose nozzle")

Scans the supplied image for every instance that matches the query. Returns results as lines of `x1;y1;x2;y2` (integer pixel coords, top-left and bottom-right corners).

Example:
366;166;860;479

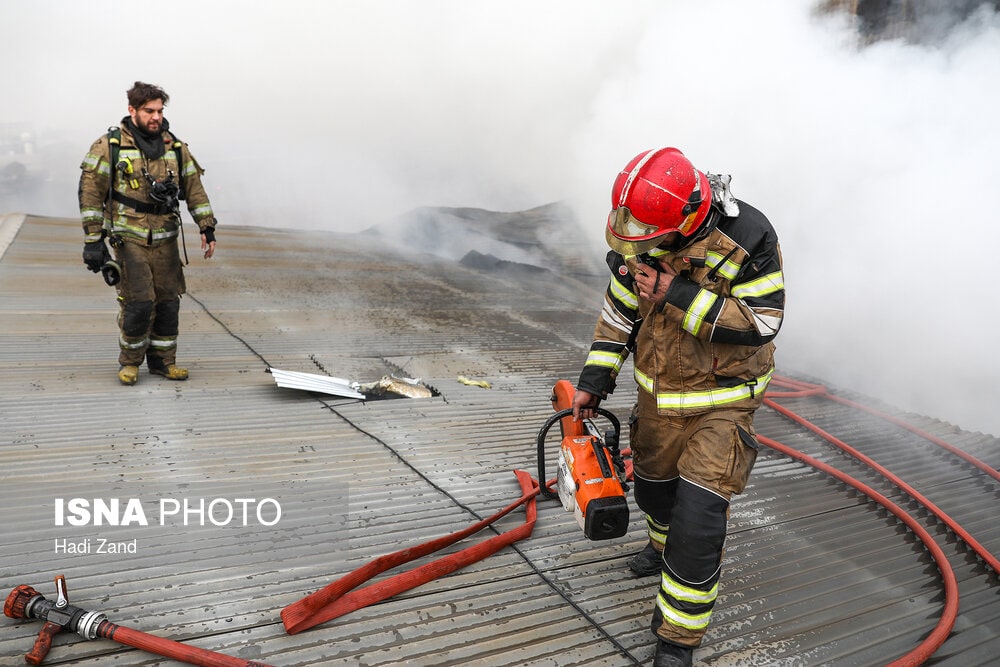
4;584;42;621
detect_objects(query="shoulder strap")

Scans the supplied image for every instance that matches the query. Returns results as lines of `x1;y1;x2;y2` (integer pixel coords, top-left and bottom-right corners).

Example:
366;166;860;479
105;126;121;210
107;127;121;170
166;134;186;200
164;130;183;158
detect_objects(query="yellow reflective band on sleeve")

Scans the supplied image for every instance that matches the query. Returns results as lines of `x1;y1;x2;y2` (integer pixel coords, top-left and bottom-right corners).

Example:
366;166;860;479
181;160;198;177
82;153;102;170
656;592;714;631
732;270;784;299
585;350;626;374
190;203;214;219
81;208;105;224
82;152;111;177
705;250;740;280
682;289;717;336
609;275;638;310
635;367;774;410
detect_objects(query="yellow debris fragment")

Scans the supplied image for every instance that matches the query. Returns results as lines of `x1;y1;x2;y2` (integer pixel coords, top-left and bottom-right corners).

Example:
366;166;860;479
457;375;492;389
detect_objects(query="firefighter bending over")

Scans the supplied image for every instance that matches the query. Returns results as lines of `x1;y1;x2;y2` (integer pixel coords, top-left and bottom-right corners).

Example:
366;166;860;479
572;148;785;667
79;81;218;386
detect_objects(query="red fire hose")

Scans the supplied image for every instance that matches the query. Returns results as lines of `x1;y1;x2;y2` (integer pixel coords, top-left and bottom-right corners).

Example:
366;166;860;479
767;376;1000;573
282;469;540;635
4;575;272;667
763;375;985;667
93;621;270;667
770;376;1000;485
758;433;959;667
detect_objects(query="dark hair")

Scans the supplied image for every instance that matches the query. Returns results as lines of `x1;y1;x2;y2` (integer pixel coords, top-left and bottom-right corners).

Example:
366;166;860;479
126;81;169;109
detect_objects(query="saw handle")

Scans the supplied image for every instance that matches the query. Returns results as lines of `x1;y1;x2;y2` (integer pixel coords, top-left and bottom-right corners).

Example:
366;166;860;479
536;407;621;499
549;379;586;438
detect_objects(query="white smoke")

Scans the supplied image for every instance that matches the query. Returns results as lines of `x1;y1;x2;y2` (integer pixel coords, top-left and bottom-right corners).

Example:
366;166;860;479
0;0;652;223
2;1;998;434
566;3;1000;436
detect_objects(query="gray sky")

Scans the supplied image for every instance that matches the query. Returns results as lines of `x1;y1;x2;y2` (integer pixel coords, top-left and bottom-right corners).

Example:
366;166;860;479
3;1;999;435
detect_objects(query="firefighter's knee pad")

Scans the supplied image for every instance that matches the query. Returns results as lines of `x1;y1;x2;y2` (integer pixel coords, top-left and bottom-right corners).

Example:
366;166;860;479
153;299;180;336
665;478;730;584
121;300;154;337
633;476;679;525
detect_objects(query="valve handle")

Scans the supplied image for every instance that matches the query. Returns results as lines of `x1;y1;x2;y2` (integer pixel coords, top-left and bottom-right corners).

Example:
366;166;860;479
54;575;69;608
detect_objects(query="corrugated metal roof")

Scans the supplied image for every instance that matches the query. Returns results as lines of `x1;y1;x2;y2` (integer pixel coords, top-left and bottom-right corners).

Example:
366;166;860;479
1;213;998;666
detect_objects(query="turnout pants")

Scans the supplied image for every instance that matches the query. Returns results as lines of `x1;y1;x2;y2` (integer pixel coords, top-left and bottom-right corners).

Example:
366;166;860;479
630;389;760;647
114;240;186;367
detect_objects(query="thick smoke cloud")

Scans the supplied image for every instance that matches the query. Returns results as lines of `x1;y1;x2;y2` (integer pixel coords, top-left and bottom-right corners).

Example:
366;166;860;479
1;0;648;224
2;1;998;435
568;3;1000;437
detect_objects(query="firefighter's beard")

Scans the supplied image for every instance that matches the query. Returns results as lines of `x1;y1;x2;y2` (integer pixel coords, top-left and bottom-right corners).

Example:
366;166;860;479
128;114;162;137
138;118;161;134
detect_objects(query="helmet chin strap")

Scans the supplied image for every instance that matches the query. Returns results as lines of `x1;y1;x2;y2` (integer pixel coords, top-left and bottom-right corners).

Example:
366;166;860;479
694;207;722;239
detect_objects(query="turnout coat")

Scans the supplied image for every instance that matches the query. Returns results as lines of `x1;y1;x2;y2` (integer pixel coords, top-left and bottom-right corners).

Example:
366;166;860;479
578;200;785;416
79;120;215;246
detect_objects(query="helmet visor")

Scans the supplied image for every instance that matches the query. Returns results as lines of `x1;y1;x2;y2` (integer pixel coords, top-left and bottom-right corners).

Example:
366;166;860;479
608;206;659;239
605;206;701;255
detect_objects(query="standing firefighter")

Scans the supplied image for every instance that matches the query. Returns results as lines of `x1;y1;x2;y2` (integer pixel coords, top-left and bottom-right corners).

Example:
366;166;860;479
572;148;785;667
80;81;217;385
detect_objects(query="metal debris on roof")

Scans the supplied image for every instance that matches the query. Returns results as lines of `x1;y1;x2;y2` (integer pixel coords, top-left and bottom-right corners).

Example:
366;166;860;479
357;374;435;399
268;367;365;399
270;368;434;400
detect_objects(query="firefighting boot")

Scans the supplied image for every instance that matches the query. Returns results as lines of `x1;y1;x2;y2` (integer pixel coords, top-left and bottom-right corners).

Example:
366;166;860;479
652;640;693;667
628;541;663;577
149;362;189;381
118;365;140;386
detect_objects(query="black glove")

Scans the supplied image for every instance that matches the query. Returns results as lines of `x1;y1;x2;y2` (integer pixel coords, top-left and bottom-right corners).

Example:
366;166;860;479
83;241;108;273
201;226;216;243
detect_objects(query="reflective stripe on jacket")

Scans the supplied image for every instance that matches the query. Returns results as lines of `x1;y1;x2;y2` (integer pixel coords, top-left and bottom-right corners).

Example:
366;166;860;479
578;200;785;416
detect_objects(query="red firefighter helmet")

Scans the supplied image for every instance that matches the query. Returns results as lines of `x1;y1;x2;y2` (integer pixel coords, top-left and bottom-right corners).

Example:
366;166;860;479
605;147;713;255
